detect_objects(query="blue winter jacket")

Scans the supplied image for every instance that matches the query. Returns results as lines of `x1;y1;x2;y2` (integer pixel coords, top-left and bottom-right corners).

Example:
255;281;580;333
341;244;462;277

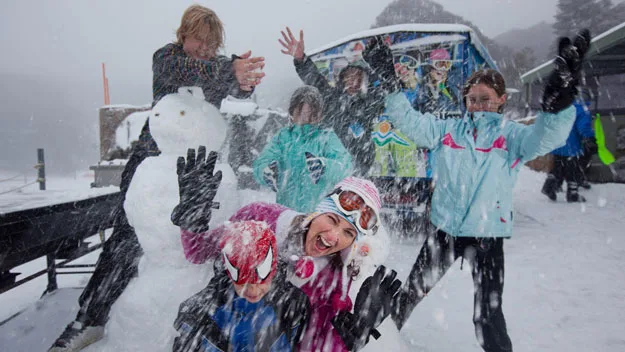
551;101;595;157
385;92;576;238
253;124;352;213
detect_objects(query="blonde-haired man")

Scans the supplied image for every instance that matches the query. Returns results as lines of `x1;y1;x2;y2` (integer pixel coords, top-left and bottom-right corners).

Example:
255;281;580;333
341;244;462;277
49;5;264;352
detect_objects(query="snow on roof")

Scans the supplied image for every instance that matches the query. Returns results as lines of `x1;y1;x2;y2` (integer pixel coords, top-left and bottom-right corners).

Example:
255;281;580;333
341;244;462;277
307;23;495;69
101;103;151;110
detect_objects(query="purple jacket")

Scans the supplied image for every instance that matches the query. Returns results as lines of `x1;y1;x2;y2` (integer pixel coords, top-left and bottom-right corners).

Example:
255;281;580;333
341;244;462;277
180;202;352;352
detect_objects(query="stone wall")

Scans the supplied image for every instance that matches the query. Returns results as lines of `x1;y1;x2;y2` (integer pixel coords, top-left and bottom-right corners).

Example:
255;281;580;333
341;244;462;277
99;105;150;160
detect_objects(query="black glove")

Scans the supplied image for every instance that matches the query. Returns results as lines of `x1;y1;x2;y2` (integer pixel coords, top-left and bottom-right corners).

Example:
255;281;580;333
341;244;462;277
582;137;598;155
262;160;279;192
171;146;222;233
305;152;325;184
542;29;591;113
332;265;402;351
362;36;400;93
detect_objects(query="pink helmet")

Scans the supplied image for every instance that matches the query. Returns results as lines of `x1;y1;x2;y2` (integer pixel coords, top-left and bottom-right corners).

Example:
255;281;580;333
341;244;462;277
220;221;277;285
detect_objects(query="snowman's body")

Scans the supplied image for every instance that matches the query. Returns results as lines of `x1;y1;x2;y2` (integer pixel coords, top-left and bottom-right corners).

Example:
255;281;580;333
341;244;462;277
86;87;239;351
348;227;412;352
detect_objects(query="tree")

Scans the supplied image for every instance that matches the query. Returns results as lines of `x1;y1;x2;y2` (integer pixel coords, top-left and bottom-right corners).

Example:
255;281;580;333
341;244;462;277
553;0;618;38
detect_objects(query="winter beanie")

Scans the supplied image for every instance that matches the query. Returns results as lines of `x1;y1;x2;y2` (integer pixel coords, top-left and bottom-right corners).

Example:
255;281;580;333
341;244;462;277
288;85;323;118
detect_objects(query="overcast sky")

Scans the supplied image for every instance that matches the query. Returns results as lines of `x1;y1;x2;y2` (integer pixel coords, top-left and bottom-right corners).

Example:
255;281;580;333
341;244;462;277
0;0;566;173
0;0;563;106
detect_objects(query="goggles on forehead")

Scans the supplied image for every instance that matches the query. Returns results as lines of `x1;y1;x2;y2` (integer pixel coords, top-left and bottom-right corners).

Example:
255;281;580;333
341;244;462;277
329;188;380;236
432;60;453;71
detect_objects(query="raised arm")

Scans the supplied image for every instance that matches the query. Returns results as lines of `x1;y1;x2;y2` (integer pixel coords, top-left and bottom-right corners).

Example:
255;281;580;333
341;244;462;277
362;37;446;149
384;92;446;150
508;29;591;162
279;27;334;95
506;107;576;162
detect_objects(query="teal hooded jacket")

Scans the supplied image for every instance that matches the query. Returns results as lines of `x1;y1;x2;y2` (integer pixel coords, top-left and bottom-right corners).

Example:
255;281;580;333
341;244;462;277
253;124;352;213
385;92;576;238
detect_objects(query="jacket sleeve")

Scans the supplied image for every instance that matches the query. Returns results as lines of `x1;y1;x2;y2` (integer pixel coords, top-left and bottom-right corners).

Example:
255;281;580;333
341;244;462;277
180;226;225;264
319;131;353;183
153;44;252;101
575;104;595;138
506;105;577;162
253;131;284;189
293;56;334;96
181;202;289;264
384;92;447;149
153;44;226;86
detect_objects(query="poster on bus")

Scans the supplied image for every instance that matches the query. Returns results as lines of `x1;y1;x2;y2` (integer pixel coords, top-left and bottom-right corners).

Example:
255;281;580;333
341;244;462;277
309;31;476;178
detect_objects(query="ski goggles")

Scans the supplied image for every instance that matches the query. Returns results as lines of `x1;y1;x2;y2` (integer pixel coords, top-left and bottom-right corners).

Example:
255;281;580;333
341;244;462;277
395;54;420;69
431;60;453;71
329;189;380;236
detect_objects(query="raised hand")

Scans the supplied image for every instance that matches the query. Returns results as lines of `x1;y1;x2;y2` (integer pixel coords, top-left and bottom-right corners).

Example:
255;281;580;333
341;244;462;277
332;265;402;351
262;160;279;192
304;152;325;184
362;36;400;93
233;51;266;91
279;27;305;61
541;29;591;113
171;146;222;233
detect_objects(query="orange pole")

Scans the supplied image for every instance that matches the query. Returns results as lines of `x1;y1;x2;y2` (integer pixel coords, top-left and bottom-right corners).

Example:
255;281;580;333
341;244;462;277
102;63;107;105
105;77;110;105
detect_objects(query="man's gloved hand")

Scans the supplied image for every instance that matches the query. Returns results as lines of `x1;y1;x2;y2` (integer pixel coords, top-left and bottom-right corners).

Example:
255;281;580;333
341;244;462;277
305;152;325;184
362;36;400;93
171;146;222;233
542;29;591;113
582;137;598;155
262;160;279;192
332;265;402;351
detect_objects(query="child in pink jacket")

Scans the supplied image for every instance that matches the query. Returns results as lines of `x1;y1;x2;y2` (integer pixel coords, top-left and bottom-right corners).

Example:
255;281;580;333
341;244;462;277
173;151;400;352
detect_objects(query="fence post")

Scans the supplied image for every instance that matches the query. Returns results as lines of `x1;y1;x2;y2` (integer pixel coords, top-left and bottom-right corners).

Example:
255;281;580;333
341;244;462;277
45;253;58;293
37;148;46;190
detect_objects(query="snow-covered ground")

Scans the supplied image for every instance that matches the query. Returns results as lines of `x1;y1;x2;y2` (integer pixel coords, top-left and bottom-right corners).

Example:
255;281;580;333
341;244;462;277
1;167;625;351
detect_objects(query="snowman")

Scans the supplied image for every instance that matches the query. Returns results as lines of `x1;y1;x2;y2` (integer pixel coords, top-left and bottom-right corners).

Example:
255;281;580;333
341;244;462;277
86;87;240;351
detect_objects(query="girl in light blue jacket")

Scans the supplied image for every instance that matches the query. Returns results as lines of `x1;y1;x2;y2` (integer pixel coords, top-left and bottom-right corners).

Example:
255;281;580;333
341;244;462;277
363;30;591;352
253;86;352;213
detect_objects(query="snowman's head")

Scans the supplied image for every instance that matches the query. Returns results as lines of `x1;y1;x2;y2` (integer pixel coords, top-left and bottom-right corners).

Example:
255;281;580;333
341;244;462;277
149;87;227;155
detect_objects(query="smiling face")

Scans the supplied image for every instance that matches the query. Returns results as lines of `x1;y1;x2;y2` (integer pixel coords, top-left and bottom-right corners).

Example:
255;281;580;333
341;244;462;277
465;83;507;113
182;36;218;61
341;68;364;96
303;213;357;257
